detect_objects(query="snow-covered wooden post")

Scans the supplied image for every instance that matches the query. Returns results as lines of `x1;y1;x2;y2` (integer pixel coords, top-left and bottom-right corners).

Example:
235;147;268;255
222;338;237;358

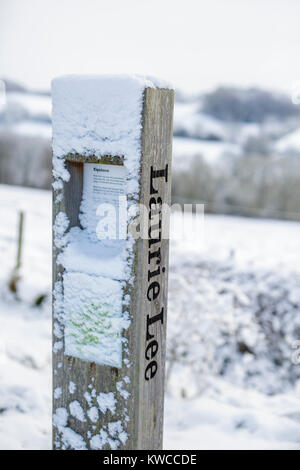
52;75;174;450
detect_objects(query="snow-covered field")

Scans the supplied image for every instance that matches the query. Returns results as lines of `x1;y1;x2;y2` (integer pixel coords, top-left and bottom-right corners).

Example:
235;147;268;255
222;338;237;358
173;136;240;168
0;184;300;450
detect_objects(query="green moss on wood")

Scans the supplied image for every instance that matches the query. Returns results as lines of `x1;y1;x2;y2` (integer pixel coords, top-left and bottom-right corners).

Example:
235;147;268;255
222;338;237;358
65;153;124;165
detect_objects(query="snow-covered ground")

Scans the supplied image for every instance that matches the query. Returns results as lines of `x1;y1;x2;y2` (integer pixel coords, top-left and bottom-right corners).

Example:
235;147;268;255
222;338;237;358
276;127;300;153
0;184;300;450
173;136;240;168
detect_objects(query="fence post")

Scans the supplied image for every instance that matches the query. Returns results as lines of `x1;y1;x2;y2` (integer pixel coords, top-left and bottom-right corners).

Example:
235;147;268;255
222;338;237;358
52;75;174;450
16;211;24;271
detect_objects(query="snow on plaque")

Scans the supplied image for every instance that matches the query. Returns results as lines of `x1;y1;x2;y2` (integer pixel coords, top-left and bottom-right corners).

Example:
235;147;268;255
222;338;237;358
64;272;124;368
63;163;128;368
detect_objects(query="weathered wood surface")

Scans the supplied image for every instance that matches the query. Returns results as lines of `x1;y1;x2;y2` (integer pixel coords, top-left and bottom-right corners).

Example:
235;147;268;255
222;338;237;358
52;87;174;450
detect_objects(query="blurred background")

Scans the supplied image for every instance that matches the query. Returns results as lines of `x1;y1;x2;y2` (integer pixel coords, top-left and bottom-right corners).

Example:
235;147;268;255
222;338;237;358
1;0;300;450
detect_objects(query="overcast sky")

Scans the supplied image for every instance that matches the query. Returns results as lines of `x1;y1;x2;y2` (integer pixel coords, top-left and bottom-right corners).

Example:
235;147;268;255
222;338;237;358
1;0;300;93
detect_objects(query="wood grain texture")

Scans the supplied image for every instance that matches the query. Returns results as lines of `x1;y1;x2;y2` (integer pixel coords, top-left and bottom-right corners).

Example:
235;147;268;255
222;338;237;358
52;87;174;450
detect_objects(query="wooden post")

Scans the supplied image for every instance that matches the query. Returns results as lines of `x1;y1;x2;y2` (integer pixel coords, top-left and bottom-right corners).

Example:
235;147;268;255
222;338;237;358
52;76;174;450
16;211;24;271
8;211;24;295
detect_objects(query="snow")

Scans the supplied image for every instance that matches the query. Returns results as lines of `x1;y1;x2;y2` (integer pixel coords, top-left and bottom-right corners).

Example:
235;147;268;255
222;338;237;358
53;404;87;449
177;212;300;272
108;421;128;446
0;184;300;449
54;387;62;400
69;381;76;394
96;392;116;415
53;212;69;249
0;91;51;141
276;127;300;152
53;408;68;428
69;401;86;422
63;272;127;368
173;136;240;168
59;229;126;279
173;102;226;141
89;433;103;450
168;212;300;396
164;383;300;450
87;407;98;423
6;92;51;120
59;426;87;450
8;121;51;139
52;74;171;198
89;429;111;450
116;381;130;400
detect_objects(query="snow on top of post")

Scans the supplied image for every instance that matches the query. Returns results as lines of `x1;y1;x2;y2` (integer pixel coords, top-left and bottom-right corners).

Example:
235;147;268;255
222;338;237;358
52;74;172;197
51;74;172;159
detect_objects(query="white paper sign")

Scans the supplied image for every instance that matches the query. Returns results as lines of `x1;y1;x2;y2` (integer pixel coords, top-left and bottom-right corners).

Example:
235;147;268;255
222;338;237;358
82;163;126;239
83;163;126;204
